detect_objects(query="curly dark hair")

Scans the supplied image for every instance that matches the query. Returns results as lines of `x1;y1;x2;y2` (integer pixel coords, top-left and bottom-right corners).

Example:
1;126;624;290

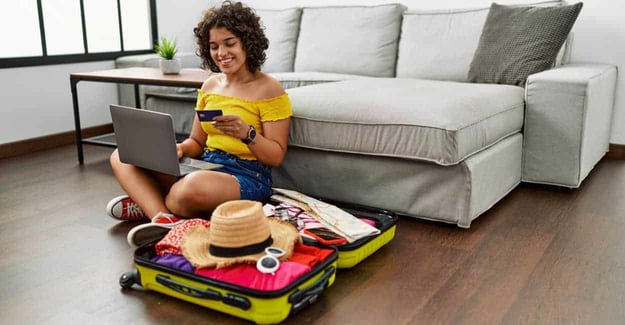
193;1;268;73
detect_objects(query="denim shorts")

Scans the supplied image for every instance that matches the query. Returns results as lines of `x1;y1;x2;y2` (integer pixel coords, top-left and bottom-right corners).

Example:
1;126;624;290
201;149;273;200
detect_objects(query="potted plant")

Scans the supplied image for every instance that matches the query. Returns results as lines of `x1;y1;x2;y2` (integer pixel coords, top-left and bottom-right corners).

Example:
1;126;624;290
155;37;181;74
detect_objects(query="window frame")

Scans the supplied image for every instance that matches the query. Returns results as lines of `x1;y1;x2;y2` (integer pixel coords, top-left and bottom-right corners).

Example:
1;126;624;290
0;0;158;69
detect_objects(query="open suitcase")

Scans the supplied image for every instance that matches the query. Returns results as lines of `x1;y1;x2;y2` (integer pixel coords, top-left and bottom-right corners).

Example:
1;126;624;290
120;242;338;324
119;197;397;323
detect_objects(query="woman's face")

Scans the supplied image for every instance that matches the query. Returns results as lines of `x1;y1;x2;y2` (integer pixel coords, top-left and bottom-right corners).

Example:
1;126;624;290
209;27;247;74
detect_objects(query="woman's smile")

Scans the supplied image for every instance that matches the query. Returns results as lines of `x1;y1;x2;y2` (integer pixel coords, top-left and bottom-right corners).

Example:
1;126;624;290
218;57;234;67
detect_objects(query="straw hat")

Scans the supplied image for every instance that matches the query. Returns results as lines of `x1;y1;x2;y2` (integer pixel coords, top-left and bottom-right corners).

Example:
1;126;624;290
181;200;301;268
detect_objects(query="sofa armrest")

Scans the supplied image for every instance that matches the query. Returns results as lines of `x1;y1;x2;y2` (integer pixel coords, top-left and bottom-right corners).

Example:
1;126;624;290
523;63;617;187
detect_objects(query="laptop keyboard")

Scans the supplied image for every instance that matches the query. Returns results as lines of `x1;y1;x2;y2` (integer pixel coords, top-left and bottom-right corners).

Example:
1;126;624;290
179;163;197;174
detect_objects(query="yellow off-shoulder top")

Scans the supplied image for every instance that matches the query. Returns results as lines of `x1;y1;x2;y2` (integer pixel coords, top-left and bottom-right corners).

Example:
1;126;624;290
195;90;292;160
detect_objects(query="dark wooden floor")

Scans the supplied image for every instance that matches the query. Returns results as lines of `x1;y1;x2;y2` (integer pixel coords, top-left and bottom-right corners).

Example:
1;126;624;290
2;144;625;324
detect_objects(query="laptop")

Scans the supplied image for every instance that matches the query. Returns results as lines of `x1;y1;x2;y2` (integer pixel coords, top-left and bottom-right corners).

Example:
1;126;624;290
110;104;222;176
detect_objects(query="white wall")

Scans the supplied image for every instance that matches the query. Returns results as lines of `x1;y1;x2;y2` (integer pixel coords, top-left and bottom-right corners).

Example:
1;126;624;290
0;61;117;143
1;0;623;145
568;0;625;145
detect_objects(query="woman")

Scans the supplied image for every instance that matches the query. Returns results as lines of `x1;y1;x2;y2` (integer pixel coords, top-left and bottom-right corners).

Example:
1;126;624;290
106;1;291;246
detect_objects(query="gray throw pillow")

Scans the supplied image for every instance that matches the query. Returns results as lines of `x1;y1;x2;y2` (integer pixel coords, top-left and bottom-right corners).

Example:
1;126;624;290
468;2;582;86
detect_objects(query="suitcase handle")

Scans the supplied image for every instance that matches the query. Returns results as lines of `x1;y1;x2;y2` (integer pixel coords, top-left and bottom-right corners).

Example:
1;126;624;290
288;266;336;313
156;274;221;300
155;274;251;310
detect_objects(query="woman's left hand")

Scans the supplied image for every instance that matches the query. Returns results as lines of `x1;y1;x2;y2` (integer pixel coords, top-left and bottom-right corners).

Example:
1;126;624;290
176;143;184;159
212;115;249;140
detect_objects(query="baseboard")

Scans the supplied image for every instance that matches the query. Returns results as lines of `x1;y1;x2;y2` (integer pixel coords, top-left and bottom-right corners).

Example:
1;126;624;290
606;144;625;160
0;124;113;159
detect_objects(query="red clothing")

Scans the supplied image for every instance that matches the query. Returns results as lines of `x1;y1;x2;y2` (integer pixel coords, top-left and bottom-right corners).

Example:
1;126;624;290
155;219;210;256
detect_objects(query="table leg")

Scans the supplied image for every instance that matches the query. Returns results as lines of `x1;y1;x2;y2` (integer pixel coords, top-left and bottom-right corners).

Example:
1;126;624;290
134;84;141;108
70;77;84;164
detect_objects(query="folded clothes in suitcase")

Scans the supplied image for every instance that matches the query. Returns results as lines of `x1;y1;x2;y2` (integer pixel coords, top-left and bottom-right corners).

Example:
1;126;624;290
120;241;338;324
267;193;398;269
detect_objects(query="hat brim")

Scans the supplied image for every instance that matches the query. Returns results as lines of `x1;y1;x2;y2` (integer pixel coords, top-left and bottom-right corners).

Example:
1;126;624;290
182;218;301;269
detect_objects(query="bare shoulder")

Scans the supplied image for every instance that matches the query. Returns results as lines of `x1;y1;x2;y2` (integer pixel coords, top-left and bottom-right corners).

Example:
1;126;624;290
257;73;285;99
200;74;222;92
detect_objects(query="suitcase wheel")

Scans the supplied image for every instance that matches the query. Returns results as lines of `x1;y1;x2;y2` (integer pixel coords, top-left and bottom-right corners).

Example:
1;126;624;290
119;269;139;289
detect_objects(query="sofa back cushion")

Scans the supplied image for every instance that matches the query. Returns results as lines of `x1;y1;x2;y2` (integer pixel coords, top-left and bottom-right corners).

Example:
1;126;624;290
256;8;302;73
396;0;564;82
294;4;406;77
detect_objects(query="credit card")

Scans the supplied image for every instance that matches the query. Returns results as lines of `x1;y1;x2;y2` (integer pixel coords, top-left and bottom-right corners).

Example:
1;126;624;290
197;109;223;121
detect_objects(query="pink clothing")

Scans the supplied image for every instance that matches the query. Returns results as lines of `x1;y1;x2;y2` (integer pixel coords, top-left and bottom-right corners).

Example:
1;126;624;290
192;244;333;291
360;218;377;227
195;261;311;291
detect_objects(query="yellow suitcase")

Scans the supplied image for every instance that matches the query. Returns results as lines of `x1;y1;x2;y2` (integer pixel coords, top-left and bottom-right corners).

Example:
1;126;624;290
120;243;338;324
330;202;397;268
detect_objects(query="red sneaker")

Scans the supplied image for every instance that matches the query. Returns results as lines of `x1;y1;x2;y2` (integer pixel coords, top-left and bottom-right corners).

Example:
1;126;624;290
106;195;147;221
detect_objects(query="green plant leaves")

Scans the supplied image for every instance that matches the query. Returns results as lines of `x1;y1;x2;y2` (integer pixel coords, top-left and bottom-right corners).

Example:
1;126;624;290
155;37;178;60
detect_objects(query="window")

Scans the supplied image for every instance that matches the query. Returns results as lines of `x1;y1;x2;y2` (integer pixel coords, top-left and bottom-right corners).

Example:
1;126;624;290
0;0;157;68
0;1;42;58
43;0;84;55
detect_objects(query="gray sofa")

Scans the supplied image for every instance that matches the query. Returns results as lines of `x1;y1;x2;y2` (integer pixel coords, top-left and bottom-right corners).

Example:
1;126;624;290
116;1;617;228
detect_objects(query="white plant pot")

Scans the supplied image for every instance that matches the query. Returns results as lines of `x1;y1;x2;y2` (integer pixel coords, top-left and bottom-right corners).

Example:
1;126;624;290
160;58;181;75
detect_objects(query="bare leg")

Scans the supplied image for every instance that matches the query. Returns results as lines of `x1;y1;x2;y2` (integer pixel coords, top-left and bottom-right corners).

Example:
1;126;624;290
165;170;241;217
110;149;177;219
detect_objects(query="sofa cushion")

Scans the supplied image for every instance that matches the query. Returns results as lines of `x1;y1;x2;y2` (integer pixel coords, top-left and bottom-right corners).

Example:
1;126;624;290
468;2;582;86
294;4;406;77
396;7;489;82
269;72;371;89
256;8;302;73
396;1;565;82
286;79;525;165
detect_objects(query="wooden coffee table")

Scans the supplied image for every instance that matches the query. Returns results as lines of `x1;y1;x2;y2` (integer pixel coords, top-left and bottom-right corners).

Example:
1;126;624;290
70;67;212;164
